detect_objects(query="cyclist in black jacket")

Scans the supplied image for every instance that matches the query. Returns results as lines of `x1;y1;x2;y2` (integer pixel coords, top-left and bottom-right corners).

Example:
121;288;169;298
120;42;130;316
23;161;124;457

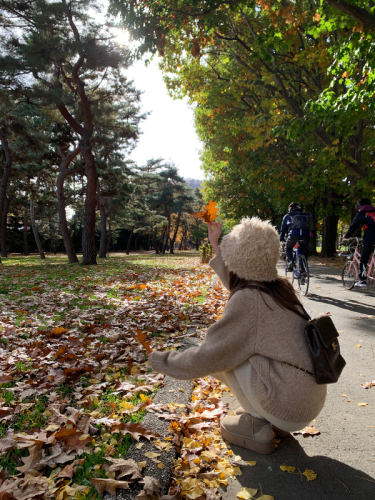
280;202;310;272
343;197;375;288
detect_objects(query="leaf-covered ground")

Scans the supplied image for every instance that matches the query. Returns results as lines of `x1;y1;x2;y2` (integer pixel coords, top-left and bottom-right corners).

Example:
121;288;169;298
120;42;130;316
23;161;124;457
0;252;227;499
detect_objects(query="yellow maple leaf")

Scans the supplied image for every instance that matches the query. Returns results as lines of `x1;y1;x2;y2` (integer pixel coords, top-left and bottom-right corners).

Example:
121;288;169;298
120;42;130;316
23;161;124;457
191;200;218;222
303;468;317;481
236;487;258;499
280;465;296;473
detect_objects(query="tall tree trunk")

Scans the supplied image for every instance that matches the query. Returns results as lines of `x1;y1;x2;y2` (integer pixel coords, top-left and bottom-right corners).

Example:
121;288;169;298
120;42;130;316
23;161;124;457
1;196;11;258
30;199;45;259
0;129;13;265
147;233;150;251
126;228;134;255
306;202;318;256
170;212;181;254
106;217;112;255
80;137;98;265
162;221;170;254
321;214;339;258
57;146;80;264
23;209;29;256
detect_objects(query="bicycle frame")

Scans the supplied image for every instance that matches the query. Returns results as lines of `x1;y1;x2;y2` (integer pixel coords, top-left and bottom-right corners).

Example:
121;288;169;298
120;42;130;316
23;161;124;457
342;238;375;283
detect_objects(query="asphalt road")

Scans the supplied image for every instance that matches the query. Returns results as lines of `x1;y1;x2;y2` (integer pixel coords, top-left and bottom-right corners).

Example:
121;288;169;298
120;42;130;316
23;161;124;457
220;260;375;500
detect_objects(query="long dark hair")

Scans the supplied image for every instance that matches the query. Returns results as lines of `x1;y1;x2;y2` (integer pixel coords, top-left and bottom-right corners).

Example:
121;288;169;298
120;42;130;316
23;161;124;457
229;272;307;319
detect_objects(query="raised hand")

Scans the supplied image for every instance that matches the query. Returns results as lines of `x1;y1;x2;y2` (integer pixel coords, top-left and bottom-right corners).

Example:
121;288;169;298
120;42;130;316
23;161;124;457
207;221;222;254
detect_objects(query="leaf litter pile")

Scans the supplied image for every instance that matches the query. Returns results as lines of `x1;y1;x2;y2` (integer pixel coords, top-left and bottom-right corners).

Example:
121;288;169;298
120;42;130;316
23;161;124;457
0;253;228;499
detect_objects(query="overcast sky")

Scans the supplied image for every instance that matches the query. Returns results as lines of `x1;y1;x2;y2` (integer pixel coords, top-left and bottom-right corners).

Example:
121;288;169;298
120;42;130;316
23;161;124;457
124;57;204;181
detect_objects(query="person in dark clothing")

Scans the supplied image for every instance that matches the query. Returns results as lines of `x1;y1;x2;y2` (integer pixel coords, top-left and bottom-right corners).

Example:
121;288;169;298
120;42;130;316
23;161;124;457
343;197;375;288
280;202;310;272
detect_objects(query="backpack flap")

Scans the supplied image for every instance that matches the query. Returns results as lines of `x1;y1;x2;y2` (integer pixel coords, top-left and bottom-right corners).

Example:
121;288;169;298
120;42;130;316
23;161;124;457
309;315;339;348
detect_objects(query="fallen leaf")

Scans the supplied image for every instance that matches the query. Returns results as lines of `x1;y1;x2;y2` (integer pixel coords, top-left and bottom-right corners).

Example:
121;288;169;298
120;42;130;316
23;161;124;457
358;402;368;406
135;329;152;353
89;478;130;495
236;487;258;499
104;458;143;480
280;465;296;473
293;426;320;437
302;468;317;481
361;381;375;389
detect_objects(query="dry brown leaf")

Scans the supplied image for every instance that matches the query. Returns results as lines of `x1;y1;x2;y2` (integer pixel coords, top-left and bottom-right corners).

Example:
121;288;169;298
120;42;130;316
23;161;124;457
104;458;143;480
135;329;153;353
361;380;375;389
89;478;130;495
111;422;160;441
293;426;320;437
139;476;162;496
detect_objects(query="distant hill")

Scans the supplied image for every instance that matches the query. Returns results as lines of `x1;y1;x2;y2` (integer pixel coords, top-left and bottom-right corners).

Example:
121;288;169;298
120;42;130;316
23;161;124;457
185;178;203;188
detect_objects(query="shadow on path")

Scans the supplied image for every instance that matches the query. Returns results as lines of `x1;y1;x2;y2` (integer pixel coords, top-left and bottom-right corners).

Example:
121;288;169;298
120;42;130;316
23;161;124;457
225;436;375;500
307;293;375;316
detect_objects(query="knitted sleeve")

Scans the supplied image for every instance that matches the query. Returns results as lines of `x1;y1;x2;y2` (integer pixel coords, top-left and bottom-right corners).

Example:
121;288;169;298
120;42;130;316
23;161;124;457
150;289;257;380
208;253;230;290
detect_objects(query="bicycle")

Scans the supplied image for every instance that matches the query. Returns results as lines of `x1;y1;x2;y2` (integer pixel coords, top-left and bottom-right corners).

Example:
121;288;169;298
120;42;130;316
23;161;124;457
285;240;310;295
341;237;375;289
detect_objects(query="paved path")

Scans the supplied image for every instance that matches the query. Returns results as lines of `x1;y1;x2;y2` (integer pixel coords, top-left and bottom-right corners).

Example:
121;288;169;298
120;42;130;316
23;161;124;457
220;261;375;500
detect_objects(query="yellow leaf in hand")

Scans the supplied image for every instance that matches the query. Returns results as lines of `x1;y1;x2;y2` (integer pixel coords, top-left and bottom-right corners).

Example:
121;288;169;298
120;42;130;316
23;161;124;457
280;465;296;473
236;487;258;499
303;468;317;481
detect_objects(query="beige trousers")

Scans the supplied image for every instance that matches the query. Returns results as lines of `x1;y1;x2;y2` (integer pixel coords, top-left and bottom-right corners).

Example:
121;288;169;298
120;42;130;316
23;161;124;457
215;360;312;432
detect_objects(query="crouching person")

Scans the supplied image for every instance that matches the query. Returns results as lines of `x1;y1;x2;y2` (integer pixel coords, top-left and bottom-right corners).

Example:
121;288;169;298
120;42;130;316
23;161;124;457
149;217;327;454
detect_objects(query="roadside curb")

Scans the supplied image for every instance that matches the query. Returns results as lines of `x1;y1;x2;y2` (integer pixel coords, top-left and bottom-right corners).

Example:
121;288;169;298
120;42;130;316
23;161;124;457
104;336;198;500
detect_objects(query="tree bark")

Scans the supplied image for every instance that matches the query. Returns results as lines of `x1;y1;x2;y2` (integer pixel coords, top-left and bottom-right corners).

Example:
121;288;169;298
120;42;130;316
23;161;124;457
80;136;98;265
170;212;181;254
23;208;29;256
323;0;375;32
162;220;170;254
30;199;45;259
0;129;13;265
106;217;112;255
321;214;339;257
126;227;134;255
1;196;11;257
57;145;80;263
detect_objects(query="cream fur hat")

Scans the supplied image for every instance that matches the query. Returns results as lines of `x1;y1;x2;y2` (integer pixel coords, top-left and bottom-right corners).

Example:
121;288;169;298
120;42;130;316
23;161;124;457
220;217;280;282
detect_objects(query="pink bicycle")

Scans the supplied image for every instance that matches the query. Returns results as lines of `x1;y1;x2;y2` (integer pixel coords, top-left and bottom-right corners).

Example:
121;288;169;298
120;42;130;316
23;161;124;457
341;237;375;289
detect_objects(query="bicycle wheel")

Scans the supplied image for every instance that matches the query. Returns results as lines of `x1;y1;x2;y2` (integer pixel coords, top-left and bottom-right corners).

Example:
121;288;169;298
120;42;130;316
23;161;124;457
298;255;309;295
342;260;356;290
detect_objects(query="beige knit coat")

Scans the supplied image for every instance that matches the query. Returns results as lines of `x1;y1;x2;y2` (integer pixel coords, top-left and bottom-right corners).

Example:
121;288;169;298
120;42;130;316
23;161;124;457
150;254;327;422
